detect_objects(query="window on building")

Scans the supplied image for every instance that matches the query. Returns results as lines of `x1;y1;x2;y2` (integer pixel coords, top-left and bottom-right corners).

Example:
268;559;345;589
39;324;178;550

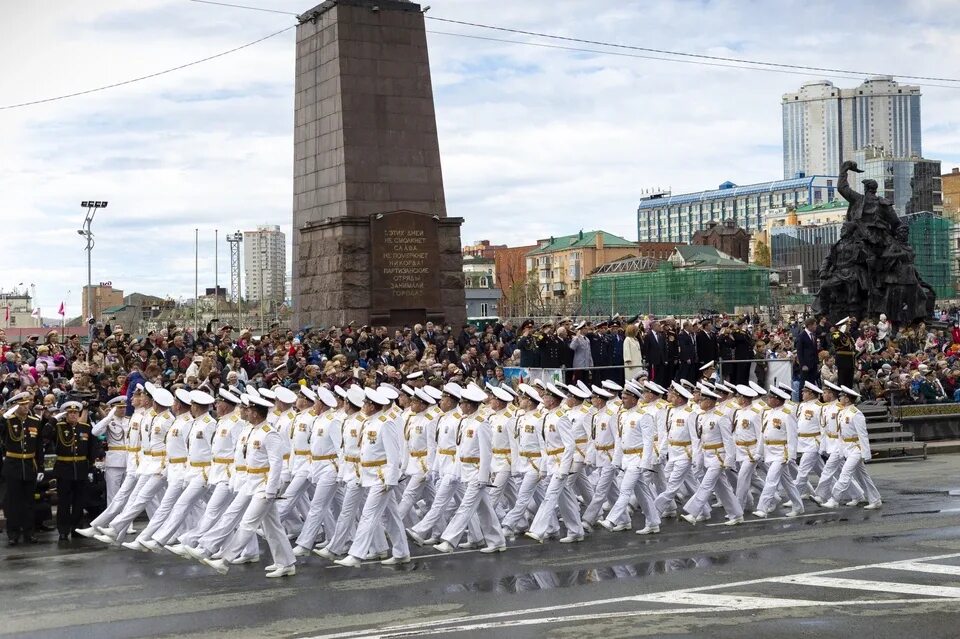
480;303;489;316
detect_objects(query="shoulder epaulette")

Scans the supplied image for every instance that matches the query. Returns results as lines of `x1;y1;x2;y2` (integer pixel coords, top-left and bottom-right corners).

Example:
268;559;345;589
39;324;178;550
230;414;239;422
261;424;272;433
378;414;388;422
475;414;484;422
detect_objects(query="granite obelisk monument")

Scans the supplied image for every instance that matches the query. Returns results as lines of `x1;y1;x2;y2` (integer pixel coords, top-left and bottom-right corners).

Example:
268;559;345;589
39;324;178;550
292;0;465;329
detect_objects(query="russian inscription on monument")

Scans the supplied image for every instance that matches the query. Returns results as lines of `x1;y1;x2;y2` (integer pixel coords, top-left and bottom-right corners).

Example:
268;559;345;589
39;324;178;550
370;210;441;324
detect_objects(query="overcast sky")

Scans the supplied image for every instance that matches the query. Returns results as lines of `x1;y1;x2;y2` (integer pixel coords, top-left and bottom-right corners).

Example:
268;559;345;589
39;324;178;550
3;0;960;318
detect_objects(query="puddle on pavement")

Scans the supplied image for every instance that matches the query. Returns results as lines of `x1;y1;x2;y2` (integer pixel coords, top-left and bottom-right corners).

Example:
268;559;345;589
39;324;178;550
444;550;754;594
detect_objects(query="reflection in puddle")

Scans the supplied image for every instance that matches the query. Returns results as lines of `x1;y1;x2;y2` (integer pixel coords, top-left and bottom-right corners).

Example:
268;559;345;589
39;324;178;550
446;552;754;594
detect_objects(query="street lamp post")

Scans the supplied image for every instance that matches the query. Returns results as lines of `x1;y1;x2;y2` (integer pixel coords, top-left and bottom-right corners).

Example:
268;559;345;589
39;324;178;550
79;201;107;328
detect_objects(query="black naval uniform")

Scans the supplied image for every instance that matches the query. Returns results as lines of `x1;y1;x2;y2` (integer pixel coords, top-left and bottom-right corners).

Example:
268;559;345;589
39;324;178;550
833;331;856;388
1;412;45;545
51;419;97;537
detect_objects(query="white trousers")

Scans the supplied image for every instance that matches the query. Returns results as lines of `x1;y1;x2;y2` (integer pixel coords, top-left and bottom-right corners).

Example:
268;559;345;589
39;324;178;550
325;483;368;556
816;452;865;502
295;471;339;550
794;451;823;496
501;472;540;531
180;482;233;547
684;465;743;520
735;460;758;510
197;491;254;556
440;482;505;548
136;476;188;543
581;465;616;525
487;469;517;516
347;486;410;560
221;494;295;568
832;456;881;504
756;459;803;513
654;458;691;514
151;476;210;545
104;467;125;505
108;475;166;542
91;472;138;528
398;473;436;525
528;472;584;538
410;474;459;539
606;467;660;528
278;473;312;527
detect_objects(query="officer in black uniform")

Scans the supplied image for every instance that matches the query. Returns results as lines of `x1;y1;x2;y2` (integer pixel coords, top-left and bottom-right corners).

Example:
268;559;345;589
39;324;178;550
833;317;856;389
538;323;564;369
51;401;98;540
1;392;45;546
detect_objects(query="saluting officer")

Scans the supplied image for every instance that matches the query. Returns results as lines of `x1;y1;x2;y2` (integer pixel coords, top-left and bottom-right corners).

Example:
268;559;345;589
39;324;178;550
52;401;98;540
1;393;44;545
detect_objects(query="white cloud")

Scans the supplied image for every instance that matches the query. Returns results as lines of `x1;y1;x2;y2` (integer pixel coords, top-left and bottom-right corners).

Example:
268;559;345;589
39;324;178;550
2;0;960;319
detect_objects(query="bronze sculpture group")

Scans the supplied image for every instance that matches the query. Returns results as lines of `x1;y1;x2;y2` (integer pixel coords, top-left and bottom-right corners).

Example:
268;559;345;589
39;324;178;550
813;160;935;324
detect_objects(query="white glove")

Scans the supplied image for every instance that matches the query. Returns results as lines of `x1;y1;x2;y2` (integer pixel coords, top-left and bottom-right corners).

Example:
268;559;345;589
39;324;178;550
36;472;44;482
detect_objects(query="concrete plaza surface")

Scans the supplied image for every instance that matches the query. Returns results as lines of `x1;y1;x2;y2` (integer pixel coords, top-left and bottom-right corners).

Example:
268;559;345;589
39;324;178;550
2;457;960;639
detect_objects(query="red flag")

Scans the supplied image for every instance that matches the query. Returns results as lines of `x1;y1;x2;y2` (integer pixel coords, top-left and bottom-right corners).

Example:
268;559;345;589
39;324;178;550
58;302;65;316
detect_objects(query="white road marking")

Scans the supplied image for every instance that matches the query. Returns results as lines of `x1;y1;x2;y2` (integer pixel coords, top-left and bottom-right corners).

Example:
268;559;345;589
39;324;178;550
875;561;960;577
306;598;960;639
635;592;807;609
769;575;960;598
300;552;960;639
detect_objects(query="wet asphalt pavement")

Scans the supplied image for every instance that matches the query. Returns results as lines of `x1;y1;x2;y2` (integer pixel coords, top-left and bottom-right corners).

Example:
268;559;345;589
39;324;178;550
3;456;960;639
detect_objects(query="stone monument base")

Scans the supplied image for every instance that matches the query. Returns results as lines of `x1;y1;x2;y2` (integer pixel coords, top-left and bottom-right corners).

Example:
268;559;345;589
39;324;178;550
297;211;465;329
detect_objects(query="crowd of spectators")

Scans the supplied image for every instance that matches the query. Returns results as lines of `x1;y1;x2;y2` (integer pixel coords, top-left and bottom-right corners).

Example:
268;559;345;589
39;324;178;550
3;307;960;422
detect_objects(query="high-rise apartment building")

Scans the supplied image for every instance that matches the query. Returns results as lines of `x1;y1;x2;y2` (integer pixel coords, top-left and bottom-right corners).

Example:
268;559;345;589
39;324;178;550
243;225;286;304
782;77;921;179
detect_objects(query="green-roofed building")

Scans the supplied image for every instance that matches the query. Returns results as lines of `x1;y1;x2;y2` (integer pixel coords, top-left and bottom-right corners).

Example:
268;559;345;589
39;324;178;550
525;230;639;301
581;245;771;316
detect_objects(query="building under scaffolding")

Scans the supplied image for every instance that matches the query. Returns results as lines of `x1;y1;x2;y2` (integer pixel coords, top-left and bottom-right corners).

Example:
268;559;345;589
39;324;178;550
580;246;771;316
905;211;956;299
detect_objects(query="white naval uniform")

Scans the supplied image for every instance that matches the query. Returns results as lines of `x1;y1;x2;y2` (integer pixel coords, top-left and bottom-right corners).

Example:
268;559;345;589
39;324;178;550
409;408;464;540
605;401;660;529
219;421;296;568
295;408;343;551
755;404;803;514
815;400;864;502
397;407;439;523
134;410;192;544
177;411;243;548
732;404;763;510
90;408;145;529
271;407;297;485
528;405;584;539
653;402;700;514
683;408;742;520
500;407;546;532
152;411;217;545
581;403;617;525
439;411;505;548
107;407;174;542
567;402;593;503
91;410;129;503
193;418;260;557
486;406;518;514
278;408;322;529
793;400;824;496
346;409;410;560
831;404;881;504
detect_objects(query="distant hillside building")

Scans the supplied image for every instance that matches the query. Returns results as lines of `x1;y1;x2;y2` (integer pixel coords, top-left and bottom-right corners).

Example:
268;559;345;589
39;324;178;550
691;219;751;262
462;240;506;259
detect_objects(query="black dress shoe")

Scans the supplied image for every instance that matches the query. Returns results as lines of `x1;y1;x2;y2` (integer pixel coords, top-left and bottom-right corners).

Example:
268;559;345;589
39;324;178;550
58;534;69;542
7;538;19;547
23;536;39;544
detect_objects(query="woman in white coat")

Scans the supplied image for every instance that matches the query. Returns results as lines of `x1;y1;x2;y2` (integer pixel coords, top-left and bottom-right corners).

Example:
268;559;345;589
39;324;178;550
623;324;643;382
